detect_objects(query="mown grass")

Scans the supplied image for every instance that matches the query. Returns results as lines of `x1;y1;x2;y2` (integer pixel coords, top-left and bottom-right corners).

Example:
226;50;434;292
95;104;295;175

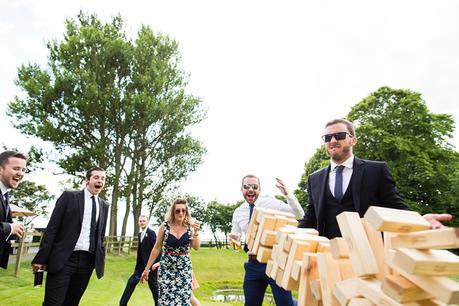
0;248;252;306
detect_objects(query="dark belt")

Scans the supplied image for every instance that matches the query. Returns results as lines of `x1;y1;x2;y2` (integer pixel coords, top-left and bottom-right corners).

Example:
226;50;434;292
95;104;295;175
248;254;257;261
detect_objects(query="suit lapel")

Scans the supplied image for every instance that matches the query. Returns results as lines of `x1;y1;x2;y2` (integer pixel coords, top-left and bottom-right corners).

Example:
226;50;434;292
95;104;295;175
77;190;85;225
0;194;5;220
352;158;364;214
316;166;330;224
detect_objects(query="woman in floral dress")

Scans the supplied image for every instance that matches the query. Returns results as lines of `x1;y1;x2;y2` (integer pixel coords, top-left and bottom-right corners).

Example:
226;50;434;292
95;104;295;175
141;198;201;305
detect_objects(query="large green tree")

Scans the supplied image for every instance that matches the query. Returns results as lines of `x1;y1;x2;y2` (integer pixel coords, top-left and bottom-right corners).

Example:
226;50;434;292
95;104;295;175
8;12;206;235
296;87;459;225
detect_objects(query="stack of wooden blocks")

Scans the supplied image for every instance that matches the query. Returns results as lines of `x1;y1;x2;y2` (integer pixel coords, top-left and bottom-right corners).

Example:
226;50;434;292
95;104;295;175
247;206;459;306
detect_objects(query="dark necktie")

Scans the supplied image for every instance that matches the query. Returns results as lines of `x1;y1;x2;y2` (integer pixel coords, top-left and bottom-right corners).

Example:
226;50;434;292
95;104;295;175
89;196;97;253
3;192;10;216
243;204;255;252
334;165;345;201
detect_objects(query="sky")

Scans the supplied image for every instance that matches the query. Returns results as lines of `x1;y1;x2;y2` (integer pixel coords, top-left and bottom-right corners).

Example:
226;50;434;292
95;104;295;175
1;0;459;216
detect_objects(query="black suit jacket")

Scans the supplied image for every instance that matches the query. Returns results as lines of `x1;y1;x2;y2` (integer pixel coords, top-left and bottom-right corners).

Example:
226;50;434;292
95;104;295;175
298;157;409;235
0;194;13;268
32;190;109;278
134;227;160;275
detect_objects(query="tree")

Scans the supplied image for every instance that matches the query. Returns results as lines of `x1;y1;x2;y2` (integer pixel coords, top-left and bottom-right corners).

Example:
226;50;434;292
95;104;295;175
205;201;238;248
295;86;459;226
12;181;54;226
8;12;206;235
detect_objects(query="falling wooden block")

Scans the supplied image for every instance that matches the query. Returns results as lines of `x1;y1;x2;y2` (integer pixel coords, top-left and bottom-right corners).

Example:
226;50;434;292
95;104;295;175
362;218;390;280
281;240;310;290
266;259;274;276
252;215;277;254
256;207;295;219
291;260;302;281
330;237;349;259
392;248;459;276
260;230;277;247
390;228;459;250
348;297;376;306
338;258;355;280
333;278;361;306
317;242;331;253
278;250;289;270
358;278;403;306
364;206;430;233
311;279;322;301
336;212;379;277
284;233;329;253
386;251;459;304
287;218;299;227
298;253;319;306
317;252;341;306
256;246;272;263
246;208;260;241
381;274;432;302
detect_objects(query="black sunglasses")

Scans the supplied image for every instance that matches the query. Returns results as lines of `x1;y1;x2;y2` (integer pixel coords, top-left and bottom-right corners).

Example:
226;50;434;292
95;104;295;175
322;132;352;142
242;184;259;190
174;208;187;214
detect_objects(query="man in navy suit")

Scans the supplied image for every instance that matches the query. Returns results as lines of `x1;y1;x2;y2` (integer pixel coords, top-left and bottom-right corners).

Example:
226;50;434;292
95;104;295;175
298;118;451;238
0;150;26;269
119;215;160;306
32;166;109;306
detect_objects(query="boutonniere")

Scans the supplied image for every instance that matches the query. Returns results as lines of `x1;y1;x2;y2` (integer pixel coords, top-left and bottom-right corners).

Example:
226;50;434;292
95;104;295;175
145;233;148;238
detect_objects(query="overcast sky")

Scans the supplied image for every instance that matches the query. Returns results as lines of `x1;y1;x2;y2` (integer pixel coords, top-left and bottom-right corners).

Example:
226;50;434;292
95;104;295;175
1;0;459;208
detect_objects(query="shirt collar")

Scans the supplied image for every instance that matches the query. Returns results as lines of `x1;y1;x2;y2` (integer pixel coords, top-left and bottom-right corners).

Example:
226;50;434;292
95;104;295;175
330;154;354;172
84;187;98;200
0;181;10;196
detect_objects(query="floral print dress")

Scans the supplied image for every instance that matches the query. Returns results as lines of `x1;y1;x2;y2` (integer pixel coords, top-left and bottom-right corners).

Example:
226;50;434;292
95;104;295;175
158;222;192;305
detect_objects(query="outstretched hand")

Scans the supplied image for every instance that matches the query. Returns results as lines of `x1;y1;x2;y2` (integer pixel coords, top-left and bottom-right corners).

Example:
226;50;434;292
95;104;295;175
423;213;452;229
275;178;289;196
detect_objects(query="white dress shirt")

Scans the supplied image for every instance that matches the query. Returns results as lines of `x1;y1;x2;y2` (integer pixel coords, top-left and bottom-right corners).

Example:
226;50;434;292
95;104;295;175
230;193;304;239
74;188;100;251
329;155;354;198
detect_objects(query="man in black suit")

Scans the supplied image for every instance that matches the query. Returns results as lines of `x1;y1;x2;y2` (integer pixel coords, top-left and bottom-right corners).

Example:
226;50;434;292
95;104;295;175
32;166;109;306
298;118;451;238
0;150;26;269
119;215;160;306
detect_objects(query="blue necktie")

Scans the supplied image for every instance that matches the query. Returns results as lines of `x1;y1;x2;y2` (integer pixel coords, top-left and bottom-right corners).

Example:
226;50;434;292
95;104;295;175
243;204;255;252
334;165;345;201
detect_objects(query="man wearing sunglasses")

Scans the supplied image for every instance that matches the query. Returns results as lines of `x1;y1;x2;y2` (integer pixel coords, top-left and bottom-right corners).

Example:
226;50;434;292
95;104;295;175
230;175;304;306
298;118;452;238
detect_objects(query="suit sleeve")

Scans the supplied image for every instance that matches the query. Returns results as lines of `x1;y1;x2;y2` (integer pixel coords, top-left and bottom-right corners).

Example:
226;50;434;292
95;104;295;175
0;222;12;241
298;175;318;228
150;230;161;263
32;191;70;265
379;162;409;210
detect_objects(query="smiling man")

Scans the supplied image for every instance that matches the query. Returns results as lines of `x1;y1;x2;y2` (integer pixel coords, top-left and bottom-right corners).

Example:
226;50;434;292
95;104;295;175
0;150;27;269
298;118;452;238
32;166;109;306
230;174;304;306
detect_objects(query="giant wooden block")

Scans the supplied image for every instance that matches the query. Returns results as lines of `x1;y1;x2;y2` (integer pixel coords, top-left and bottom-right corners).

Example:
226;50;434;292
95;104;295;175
284;233;329;253
256;246;272;263
333;278;361;306
381;274;432;302
260;230;277;247
330;237;349;259
348;298;375;306
311;279;322;301
246;207;260;242
393;248;459;276
390;228;459;250
358;278;403;306
278;250;289;270
298;253;319;306
336;212;379;277
256;207;296;219
362;218;390;279
317;252;341;306
291;260;302;281
386;251;459;304
266;259;274;276
338;258;355;280
251;214;277;254
281;240;310;290
364;206;430;233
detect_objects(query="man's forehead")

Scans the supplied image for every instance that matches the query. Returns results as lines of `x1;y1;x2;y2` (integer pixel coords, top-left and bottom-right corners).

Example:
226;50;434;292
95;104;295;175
243;177;259;184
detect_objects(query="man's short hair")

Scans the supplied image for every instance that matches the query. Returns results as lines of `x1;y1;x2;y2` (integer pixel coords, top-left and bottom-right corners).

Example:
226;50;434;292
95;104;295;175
86;166;105;180
139;215;149;221
241;174;260;187
325;118;356;137
0;150;27;168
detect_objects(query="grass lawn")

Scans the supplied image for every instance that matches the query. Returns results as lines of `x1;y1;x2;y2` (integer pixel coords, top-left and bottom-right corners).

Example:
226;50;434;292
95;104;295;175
0;248;260;306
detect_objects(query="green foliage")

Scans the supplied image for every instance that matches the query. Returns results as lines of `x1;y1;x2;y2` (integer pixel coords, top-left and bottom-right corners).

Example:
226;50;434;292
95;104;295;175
205;201;239;247
7;12;207;235
348;87;459;224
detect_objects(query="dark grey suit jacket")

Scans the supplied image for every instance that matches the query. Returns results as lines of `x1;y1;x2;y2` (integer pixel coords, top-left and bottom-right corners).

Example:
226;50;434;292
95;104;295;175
298;157;409;235
32;190;109;278
0;194;13;268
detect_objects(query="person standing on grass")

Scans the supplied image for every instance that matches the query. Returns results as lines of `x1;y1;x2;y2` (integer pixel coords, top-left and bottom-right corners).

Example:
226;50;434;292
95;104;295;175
119;215;160;306
141;198;201;305
0;150;27;269
229;175;304;306
32;167;109;306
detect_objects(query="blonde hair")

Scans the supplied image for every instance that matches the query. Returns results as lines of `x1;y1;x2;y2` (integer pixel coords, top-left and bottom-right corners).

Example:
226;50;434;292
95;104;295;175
165;197;193;226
